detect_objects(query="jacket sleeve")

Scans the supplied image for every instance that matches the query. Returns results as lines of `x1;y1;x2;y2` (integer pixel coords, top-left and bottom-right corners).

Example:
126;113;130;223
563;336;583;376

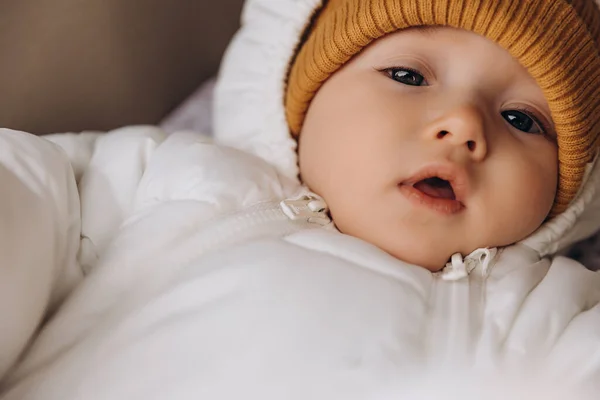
0;129;82;381
48;126;289;275
46;126;167;274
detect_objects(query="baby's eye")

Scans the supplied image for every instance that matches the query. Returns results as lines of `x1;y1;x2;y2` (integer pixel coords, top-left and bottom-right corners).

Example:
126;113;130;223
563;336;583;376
387;68;427;86
501;110;544;135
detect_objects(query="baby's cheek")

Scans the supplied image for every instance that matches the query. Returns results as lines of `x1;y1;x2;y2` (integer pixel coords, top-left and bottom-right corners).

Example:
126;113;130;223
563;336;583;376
326;198;356;234
526;166;557;218
500;177;554;244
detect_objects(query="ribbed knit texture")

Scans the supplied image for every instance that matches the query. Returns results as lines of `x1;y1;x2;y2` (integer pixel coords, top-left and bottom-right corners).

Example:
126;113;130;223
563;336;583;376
285;0;600;216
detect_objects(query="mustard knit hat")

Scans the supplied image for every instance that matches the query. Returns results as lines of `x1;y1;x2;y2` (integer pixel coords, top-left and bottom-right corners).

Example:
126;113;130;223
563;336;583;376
285;0;600;216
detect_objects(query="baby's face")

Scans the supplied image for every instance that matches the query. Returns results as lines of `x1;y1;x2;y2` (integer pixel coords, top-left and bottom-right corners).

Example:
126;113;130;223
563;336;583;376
298;27;558;271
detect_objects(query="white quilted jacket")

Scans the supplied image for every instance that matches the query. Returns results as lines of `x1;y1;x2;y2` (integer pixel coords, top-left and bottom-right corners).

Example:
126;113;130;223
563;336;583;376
2;0;600;398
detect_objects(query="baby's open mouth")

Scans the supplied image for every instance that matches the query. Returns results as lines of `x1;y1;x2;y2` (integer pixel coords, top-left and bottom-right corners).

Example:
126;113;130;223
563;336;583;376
413;177;456;200
399;163;468;215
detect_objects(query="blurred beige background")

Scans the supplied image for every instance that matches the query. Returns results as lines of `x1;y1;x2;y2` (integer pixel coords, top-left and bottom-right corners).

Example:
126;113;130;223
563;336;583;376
0;0;244;134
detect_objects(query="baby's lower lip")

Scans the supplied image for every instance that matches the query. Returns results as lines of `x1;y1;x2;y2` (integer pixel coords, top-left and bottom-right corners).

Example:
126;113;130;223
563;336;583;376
398;184;465;215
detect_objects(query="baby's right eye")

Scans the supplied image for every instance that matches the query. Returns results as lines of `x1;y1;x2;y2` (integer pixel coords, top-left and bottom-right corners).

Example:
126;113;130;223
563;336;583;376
386;67;427;86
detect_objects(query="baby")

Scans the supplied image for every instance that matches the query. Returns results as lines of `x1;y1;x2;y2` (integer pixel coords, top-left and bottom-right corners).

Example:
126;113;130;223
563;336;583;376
2;0;600;398
281;0;599;272
295;25;558;270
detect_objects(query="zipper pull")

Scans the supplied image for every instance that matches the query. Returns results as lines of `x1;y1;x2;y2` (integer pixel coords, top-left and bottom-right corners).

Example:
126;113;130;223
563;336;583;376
441;253;468;281
280;194;331;226
441;248;497;281
468;248;497;277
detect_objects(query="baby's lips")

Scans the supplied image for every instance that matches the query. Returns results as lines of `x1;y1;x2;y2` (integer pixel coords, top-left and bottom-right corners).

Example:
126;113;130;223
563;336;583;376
401;161;471;205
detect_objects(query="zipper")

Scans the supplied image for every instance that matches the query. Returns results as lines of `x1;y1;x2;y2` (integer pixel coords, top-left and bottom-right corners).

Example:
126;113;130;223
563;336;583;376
4;193;333;386
427;248;498;366
168;192;332;267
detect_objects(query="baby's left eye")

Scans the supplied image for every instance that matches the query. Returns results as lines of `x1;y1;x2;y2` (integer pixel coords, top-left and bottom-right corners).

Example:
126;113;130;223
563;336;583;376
501;110;543;135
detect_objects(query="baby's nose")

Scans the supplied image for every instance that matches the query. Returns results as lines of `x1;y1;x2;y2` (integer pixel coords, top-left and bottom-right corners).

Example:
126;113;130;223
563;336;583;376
431;106;488;161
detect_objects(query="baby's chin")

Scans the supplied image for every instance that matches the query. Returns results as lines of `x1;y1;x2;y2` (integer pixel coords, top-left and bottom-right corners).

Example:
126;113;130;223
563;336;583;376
383;245;454;272
335;222;458;272
360;228;489;272
329;208;514;272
